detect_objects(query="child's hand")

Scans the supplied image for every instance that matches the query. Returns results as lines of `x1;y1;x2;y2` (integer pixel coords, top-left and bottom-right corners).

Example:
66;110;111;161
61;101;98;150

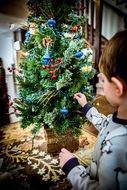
59;148;75;168
74;92;87;107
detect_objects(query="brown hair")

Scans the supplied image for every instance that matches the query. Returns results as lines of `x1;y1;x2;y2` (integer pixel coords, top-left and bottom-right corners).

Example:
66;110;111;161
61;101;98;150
99;30;127;84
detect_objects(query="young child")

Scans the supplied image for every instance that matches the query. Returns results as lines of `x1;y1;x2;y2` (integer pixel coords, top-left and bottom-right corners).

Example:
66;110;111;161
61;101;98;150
59;30;127;189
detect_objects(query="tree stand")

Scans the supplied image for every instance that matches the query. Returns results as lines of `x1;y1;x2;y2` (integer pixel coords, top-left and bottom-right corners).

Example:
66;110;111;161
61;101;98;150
45;128;79;155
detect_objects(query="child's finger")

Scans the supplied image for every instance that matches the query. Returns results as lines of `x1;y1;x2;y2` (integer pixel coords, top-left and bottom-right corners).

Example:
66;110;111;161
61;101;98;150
74;93;81;99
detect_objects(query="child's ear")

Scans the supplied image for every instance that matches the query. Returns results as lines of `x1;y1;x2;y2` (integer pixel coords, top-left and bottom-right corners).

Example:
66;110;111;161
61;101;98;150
111;77;123;96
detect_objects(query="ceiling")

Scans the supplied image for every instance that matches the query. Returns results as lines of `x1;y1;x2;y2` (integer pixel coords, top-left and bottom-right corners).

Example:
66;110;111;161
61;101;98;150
0;0;29;35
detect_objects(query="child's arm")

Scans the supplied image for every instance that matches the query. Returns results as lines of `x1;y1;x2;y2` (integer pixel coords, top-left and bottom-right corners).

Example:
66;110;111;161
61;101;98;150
84;104;107;132
66;135;127;190
74;92;107;132
59;148;99;190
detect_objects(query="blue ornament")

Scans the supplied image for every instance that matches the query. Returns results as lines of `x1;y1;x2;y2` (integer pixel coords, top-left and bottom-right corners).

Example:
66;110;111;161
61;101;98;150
25;30;30;41
74;51;83;58
60;107;69;115
24;98;32;104
43;53;50;64
25;30;30;42
25;30;30;37
43;46;50;64
47;18;56;27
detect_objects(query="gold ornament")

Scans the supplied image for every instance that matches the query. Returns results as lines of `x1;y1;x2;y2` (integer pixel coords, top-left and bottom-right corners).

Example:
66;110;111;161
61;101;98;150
29;22;37;34
42;36;52;47
81;65;92;73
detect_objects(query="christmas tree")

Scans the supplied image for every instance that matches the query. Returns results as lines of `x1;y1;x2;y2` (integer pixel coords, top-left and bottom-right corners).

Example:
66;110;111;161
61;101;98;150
15;0;96;137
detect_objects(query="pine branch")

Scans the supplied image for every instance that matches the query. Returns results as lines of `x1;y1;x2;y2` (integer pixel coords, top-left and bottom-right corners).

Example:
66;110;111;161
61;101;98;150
38;90;58;105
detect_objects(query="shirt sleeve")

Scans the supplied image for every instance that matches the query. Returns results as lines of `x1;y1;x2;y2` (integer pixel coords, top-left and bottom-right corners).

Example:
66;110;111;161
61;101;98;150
67;137;127;190
82;103;107;132
67;165;99;190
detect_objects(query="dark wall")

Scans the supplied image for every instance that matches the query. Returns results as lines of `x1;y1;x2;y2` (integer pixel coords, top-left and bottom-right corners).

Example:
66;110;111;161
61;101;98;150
0;58;10;127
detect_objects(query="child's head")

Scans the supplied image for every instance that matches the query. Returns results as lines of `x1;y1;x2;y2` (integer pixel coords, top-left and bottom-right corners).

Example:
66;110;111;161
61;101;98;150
99;30;127;85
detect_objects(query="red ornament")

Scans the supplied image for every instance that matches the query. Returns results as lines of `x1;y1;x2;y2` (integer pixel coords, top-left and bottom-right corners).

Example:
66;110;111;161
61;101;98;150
77;24;80;28
50;58;54;62
7;66;22;74
56;57;62;64
69;26;77;33
45;65;50;69
52;74;57;79
50;64;56;68
49;70;54;75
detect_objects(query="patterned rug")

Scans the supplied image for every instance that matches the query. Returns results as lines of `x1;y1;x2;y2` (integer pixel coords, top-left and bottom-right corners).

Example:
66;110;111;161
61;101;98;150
0;122;96;190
